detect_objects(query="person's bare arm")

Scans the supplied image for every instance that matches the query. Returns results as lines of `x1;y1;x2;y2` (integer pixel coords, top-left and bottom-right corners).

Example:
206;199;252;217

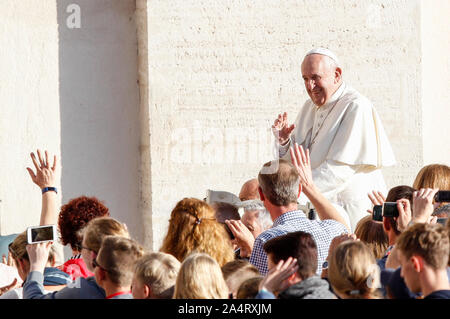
290;143;350;232
26;150;59;226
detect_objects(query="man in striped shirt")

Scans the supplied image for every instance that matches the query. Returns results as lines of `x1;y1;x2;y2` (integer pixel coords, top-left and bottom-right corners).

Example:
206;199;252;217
249;144;349;276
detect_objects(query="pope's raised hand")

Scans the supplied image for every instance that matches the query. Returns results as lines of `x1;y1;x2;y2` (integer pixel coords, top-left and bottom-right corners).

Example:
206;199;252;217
271;112;295;145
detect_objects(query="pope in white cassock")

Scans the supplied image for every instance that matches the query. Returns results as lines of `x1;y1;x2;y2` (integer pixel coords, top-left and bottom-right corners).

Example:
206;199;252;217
272;48;396;231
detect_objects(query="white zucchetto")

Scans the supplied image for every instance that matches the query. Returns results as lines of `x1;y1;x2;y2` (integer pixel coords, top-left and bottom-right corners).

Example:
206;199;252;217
305;47;341;67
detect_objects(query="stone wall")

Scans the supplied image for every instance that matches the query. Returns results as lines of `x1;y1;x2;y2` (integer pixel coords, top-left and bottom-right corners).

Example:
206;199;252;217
138;0;429;250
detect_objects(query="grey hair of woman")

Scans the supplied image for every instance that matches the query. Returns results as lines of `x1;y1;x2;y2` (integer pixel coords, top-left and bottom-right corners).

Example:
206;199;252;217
240;199;273;231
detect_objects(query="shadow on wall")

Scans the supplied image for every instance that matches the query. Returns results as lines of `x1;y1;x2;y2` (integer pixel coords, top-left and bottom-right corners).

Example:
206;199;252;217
56;0;143;254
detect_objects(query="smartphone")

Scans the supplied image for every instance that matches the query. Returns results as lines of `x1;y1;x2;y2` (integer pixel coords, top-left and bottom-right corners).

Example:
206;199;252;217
435;191;450;202
26;225;57;244
382;202;399;218
372;205;383;221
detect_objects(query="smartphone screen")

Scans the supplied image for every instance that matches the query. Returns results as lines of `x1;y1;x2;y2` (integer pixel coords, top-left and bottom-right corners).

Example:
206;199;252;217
29;226;55;243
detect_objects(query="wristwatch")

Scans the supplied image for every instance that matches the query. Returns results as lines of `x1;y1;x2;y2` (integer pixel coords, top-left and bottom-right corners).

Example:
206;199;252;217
42;187;58;194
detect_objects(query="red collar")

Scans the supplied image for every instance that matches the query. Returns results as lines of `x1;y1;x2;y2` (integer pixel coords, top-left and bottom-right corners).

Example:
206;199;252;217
106;291;131;299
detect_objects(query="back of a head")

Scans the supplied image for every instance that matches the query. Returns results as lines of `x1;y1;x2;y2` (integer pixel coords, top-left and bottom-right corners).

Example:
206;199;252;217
58;196;110;250
212;202;240;223
221;259;260;296
413;164;450;190
236;276;264;299
263;231;318;280
160;198;235;267
354;215;389;259
81;217;129;253
173;252;229;299
96;236;145;287
385;185;416;235
396;223;449;271
258;159;300;206
211;201;241;241
134;252;181;299
328;241;380;299
239;179;260;201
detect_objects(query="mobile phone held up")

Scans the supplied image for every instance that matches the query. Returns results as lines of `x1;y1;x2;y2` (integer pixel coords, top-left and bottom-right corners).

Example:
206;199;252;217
26;225;57;244
372;202;399;221
434;191;450;202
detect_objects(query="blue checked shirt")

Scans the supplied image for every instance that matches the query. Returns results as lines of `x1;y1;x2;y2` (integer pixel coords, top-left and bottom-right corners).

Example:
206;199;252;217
249;210;348;276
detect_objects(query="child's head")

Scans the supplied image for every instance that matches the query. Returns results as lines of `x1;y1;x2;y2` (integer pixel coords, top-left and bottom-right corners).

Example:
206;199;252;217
79;217;129;272
132;252;181;299
173;252;229;299
94;236;144;289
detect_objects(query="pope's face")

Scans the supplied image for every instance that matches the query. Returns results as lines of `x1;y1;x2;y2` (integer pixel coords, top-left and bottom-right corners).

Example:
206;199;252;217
301;54;341;107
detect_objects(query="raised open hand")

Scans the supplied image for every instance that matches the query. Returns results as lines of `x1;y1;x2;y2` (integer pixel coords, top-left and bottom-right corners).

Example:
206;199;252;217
367;191;386;214
225;219;255;258
271;112;295;145
26;150;57;189
259;257;298;295
0;278;20;296
290;143;313;190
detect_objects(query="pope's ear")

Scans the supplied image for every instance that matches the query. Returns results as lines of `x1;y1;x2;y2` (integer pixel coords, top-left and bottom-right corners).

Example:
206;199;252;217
334;67;342;82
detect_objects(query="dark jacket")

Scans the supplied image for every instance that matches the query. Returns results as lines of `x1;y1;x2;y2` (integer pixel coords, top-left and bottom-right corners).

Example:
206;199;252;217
278;275;336;299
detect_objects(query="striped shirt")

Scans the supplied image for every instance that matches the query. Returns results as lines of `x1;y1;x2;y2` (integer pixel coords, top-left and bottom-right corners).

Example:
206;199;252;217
249;210;348;276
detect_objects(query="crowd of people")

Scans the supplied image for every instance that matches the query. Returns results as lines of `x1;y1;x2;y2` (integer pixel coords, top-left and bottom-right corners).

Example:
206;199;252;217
0;48;448;300
0;146;448;300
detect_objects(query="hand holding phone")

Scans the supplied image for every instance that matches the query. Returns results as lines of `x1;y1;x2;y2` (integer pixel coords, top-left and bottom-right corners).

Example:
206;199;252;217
412;188;439;224
26;241;53;273
26;225;56;244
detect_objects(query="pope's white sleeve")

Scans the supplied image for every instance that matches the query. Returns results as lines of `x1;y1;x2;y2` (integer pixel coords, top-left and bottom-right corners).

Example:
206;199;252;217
312;160;360;199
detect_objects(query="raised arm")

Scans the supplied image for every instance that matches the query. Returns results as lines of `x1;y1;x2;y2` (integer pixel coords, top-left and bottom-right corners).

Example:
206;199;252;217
26;150;59;226
290;143;351;232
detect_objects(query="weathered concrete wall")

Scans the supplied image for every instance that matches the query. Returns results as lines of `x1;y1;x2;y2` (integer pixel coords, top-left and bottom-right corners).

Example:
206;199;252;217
0;1;143;256
56;0;143;249
421;0;450;168
139;0;427;250
0;1;61;235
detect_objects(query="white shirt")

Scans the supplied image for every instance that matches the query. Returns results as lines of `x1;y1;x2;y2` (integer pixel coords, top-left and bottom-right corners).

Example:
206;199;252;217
277;82;396;230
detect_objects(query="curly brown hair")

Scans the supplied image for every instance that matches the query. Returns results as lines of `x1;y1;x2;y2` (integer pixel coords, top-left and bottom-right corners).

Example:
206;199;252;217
58;196;110;250
159;198;235;267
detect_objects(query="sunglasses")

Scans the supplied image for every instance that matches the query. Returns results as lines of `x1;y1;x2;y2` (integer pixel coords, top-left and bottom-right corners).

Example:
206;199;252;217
92;257;109;273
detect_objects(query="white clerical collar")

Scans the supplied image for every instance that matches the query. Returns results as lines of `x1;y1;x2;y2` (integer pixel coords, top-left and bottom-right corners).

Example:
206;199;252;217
314;82;346;110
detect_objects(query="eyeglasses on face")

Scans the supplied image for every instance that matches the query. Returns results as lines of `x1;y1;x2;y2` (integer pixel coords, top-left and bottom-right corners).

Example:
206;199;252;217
92;257;109;273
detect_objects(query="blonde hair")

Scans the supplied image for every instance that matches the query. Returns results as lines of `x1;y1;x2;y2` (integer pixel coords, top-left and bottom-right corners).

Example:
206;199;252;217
160;198;235;267
96;236;145;287
413;164;450;190
134;252;181;299
328;241;381;299
9;231;57;263
173;252;229;299
81;217;129;253
354;215;389;259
